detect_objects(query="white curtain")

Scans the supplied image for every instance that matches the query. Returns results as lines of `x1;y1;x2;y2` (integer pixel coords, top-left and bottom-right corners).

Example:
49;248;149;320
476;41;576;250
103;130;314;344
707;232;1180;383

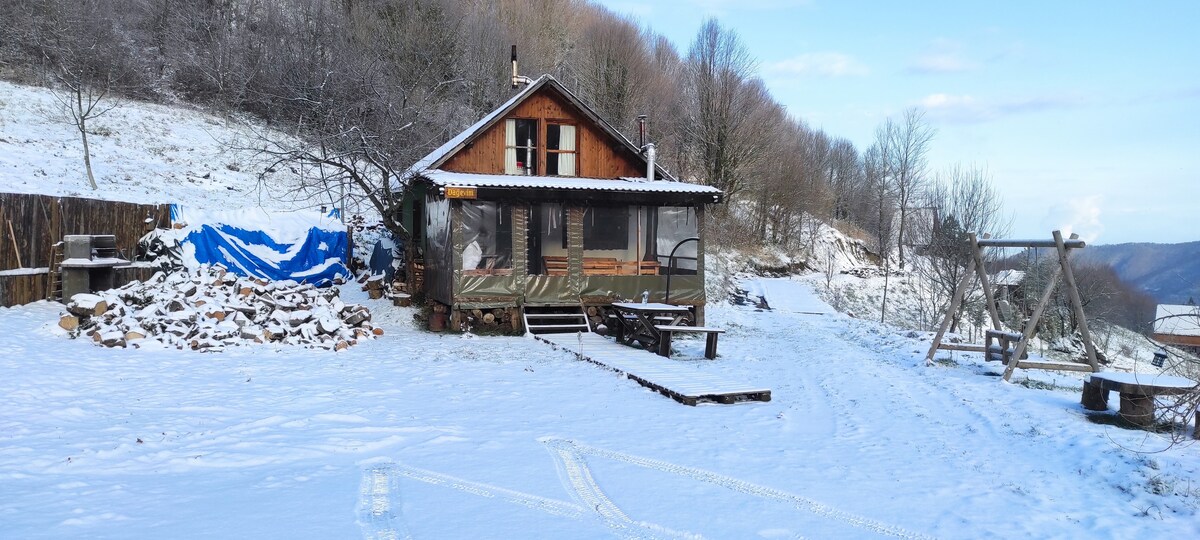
504;119;518;174
558;124;576;176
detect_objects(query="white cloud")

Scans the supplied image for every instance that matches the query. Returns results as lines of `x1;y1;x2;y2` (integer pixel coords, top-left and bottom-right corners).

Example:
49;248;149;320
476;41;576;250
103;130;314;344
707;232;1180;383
917;93;1082;124
767;52;869;78
1046;195;1104;243
909;53;978;74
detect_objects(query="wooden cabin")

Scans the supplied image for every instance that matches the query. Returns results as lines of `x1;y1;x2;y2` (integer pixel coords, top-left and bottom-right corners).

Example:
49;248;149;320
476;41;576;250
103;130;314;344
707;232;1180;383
401;75;722;332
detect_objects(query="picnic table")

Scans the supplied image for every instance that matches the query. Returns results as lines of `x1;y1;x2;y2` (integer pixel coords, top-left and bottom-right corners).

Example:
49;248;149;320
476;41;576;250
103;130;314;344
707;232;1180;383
1081;372;1199;430
608;302;692;351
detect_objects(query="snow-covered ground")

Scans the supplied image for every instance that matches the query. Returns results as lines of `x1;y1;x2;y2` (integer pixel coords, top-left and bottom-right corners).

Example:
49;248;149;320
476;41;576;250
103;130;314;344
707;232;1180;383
0;79;344;213
3;276;1198;539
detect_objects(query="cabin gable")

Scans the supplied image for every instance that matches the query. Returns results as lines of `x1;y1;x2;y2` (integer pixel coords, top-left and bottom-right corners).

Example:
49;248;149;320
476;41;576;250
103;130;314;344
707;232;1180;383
441;87;645;179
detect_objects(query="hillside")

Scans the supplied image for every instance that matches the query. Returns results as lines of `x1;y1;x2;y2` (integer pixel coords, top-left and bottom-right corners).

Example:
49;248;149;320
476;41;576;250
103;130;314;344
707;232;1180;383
1075;242;1200;304
0;79;347;214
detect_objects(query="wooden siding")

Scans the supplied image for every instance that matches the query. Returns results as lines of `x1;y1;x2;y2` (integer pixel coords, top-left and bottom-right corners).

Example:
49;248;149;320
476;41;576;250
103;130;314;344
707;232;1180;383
442;90;645;179
0;264;160;307
0;193;170;270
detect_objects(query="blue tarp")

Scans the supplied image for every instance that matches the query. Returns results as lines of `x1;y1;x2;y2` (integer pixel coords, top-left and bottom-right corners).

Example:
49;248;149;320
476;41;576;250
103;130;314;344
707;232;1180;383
173;206;350;285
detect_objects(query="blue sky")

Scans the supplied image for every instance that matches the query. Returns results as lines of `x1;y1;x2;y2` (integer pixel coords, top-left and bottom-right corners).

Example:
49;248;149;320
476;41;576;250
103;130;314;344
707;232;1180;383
595;0;1200;245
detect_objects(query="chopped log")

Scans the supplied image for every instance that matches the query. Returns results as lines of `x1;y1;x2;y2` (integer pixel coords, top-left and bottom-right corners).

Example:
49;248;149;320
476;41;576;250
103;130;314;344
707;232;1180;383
205;310;227;322
371;327;384;336
483;313;496;325
67;298;108;318
59;315;80;331
125;331;146;341
335;340;349;351
368;288;384;300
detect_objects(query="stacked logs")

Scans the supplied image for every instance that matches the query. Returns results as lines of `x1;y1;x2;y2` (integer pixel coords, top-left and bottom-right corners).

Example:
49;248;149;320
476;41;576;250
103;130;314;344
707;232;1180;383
59;266;381;352
360;274;412;307
450;307;522;333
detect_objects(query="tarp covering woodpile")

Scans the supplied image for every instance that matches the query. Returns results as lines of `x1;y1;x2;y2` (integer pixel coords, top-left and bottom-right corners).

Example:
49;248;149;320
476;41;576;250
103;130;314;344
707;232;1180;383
168;206;350;285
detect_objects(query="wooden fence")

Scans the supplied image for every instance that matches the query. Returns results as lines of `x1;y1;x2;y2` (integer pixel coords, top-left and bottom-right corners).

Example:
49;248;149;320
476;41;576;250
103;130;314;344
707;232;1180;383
0;193;171;307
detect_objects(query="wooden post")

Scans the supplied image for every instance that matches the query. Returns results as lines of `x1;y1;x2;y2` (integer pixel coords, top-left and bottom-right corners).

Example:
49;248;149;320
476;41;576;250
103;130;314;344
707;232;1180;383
969;233;1002;329
1054;230;1100;372
657;330;672;358
1002;254;1066;381
705;333;719;360
923;254;977;365
5;218;20;268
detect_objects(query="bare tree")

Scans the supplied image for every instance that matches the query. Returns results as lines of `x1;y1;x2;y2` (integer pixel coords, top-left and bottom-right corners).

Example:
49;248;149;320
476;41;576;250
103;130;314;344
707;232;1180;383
36;0;140;190
875;108;935;269
684;19;769;203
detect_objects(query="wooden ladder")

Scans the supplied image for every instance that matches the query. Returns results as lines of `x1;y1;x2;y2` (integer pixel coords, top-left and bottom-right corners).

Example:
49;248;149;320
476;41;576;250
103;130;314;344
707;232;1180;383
46;241;64;301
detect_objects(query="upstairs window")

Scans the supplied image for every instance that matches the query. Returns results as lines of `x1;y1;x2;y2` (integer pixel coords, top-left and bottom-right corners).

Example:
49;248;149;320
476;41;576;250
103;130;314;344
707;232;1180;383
546;123;577;176
505;119;537;175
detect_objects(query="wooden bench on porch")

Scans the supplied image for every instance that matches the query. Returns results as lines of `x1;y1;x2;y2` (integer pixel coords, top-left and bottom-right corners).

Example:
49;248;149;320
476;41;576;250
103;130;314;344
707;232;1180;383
1081;372;1199;432
655;325;725;360
542;256;662;276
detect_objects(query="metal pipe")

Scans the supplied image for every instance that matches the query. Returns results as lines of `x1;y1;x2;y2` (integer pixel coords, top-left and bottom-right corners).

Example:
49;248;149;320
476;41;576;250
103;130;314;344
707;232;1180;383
663;237;699;304
636;115;647;147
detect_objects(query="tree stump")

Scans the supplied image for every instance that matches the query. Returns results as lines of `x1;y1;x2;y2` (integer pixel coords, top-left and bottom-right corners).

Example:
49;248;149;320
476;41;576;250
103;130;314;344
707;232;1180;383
1119;394;1156;427
1080;382;1108;411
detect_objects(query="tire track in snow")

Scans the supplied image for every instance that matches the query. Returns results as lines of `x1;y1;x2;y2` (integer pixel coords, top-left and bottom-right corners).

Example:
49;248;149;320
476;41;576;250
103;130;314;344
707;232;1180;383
543;438;935;540
543;439;699;540
389;462;587;520
357;465;411;540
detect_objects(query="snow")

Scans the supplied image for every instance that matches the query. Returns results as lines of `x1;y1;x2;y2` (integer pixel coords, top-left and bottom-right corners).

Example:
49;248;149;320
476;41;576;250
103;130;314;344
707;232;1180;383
2;277;1198;538
1155;305;1200;337
421;169;721;194
0;267;48;276
0;79;320;213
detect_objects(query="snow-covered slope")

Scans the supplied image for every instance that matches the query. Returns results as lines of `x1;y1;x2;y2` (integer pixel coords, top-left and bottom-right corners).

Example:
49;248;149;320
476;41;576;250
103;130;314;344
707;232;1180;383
2;278;1197;538
0;80;316;211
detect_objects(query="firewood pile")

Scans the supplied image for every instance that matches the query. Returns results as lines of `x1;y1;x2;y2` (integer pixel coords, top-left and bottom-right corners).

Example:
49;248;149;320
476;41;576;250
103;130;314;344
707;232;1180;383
359;273;412;307
58;266;382;351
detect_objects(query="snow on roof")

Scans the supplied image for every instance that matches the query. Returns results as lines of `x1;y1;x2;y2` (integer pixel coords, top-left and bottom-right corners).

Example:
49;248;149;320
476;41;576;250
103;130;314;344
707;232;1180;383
1153;304;1200;337
992;269;1026;286
421;170;721;195
401;76;549;180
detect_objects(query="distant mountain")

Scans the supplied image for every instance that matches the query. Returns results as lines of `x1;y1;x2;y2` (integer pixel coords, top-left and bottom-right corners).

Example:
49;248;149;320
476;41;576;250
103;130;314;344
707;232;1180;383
1073;242;1200;304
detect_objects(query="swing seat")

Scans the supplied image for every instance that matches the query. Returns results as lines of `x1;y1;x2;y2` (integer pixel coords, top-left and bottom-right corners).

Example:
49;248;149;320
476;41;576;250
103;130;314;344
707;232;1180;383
984;330;1027;364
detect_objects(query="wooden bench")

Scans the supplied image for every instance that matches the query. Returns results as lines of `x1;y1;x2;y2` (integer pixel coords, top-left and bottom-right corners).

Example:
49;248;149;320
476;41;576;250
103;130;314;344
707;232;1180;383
655;325;725;360
1081;372;1199;430
542;256;660;276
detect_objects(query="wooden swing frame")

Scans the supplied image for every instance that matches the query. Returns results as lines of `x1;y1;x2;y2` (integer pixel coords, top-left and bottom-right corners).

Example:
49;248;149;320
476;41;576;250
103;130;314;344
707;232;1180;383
924;230;1101;381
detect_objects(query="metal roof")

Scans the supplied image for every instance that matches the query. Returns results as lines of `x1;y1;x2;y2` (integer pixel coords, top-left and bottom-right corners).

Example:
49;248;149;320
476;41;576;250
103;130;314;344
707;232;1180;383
422;170;721;195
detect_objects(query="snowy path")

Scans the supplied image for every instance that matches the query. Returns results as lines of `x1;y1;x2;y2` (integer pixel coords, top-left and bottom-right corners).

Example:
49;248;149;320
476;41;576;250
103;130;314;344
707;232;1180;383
1;277;1199;538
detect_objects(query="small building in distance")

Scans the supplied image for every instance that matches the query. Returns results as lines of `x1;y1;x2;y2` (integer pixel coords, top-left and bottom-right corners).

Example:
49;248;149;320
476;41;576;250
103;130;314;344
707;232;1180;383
400;74;722;332
1152;304;1200;349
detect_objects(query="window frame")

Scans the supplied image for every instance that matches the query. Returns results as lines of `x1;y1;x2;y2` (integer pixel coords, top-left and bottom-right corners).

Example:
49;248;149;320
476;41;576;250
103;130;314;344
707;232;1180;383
545;121;578;177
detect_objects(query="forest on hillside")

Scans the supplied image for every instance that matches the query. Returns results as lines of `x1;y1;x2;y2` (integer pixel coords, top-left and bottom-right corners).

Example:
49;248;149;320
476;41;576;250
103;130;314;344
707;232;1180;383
0;0;1157;332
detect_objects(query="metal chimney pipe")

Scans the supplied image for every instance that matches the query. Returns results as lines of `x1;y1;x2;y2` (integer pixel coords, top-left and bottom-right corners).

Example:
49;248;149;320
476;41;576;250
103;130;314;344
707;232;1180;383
510;45;533;88
636;115;647;148
511;45;519;89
